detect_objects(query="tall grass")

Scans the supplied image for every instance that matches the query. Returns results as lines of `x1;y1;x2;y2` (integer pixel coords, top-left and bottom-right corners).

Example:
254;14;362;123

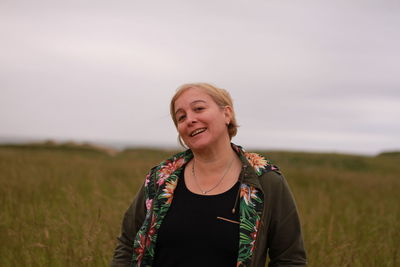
0;145;399;266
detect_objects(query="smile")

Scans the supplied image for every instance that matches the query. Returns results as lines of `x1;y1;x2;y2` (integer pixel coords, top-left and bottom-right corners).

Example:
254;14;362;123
190;128;207;137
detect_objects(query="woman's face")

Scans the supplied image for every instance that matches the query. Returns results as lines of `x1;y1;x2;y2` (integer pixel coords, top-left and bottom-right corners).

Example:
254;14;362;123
174;87;232;151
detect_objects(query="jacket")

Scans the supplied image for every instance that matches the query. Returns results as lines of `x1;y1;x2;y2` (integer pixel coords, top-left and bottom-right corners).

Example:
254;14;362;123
111;144;307;267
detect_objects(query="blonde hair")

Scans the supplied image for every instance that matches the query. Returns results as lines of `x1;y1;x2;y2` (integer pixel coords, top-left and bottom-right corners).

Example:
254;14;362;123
170;83;238;146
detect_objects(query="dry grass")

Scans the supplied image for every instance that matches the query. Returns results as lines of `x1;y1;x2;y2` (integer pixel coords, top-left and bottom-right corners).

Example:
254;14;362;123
0;144;399;267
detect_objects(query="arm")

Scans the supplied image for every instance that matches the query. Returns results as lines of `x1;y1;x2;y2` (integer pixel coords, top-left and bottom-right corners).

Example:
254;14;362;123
267;173;307;267
111;183;146;267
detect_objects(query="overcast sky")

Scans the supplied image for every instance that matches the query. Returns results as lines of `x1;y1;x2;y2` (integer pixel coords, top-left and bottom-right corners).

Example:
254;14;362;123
1;0;399;155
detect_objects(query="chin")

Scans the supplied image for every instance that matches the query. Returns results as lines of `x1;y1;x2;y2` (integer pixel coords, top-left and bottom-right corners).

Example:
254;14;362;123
186;137;215;151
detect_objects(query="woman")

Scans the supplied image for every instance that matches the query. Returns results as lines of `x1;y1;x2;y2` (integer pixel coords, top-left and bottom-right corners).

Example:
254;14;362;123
111;83;307;267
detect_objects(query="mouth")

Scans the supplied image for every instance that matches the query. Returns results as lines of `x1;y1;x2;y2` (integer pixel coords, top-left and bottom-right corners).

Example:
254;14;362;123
190;127;207;137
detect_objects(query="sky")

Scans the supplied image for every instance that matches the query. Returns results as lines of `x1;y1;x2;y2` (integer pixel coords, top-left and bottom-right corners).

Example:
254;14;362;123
1;0;399;155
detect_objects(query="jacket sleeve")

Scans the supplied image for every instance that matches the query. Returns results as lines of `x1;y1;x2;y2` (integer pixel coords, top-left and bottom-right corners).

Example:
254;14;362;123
110;182;147;267
267;173;307;267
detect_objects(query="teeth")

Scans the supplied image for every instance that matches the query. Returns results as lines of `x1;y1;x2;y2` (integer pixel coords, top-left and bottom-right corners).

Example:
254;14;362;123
191;128;206;137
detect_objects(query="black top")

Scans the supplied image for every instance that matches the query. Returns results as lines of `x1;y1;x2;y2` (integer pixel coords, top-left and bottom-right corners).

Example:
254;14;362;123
153;172;240;267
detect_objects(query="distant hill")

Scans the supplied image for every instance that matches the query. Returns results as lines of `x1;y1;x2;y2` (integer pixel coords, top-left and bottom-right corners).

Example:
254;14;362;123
1;141;399;163
377;151;400;158
0;140;119;156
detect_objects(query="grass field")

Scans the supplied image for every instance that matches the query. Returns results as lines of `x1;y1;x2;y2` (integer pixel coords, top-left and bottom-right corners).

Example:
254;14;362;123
0;143;399;267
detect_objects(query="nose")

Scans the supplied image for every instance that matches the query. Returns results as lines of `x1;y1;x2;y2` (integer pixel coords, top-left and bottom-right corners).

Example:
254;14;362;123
186;111;197;125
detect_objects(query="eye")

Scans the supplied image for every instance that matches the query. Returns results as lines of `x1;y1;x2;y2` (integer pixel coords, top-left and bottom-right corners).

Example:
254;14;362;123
194;106;205;112
177;114;186;122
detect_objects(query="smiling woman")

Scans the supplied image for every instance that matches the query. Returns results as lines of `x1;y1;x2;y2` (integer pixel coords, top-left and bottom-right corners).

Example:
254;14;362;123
170;83;239;149
111;83;307;267
172;86;233;152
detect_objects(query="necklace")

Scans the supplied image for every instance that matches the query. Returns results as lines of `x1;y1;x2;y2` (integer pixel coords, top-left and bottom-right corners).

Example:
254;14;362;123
191;156;235;195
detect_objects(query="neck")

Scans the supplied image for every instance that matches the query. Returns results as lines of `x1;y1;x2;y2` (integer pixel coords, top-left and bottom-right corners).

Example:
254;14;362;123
191;139;236;174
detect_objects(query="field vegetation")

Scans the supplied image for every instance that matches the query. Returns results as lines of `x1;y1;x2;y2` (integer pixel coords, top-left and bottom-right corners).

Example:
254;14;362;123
0;143;399;266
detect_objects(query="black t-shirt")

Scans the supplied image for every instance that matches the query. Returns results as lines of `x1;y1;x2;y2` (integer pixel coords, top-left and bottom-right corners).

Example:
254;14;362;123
153;172;240;267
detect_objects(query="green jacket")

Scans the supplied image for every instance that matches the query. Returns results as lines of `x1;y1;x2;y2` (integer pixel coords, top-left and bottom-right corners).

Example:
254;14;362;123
111;144;307;267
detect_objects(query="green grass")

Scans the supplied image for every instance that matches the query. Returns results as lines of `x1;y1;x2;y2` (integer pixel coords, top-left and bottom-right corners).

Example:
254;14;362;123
0;144;399;267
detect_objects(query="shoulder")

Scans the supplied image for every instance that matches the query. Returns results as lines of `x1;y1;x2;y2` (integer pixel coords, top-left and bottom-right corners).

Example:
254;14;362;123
250;157;297;209
241;150;286;190
146;150;190;175
241;150;282;178
259;169;287;192
231;143;282;182
144;149;193;193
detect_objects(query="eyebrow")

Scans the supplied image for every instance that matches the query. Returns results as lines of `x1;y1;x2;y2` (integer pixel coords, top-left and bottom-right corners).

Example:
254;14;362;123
175;100;207;115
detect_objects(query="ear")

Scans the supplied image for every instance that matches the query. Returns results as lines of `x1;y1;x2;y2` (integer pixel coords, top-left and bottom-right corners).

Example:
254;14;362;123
223;106;233;125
